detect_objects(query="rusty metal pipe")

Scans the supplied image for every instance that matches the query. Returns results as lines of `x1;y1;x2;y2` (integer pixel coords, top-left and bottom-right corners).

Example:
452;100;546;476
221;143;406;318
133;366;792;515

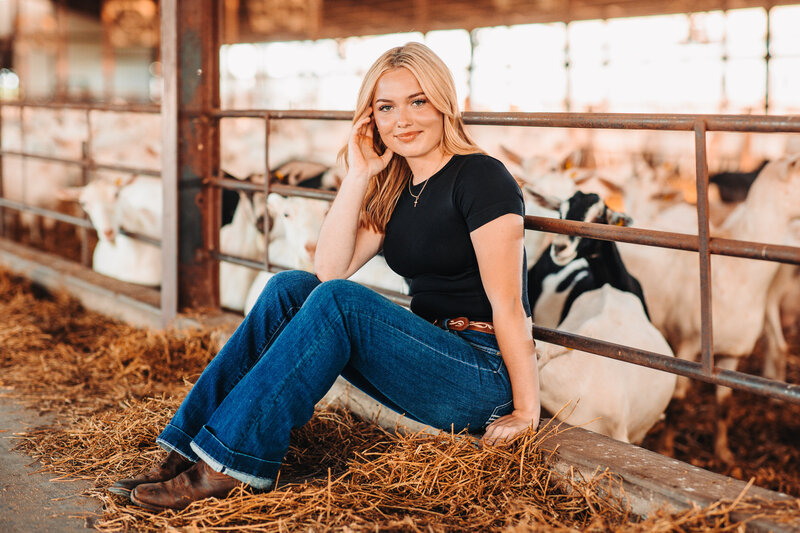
533;325;800;404
0;198;94;228
525;217;800;266
694;120;714;374
1;101;160;113
0;150;160;177
210;175;336;201
207;109;800;133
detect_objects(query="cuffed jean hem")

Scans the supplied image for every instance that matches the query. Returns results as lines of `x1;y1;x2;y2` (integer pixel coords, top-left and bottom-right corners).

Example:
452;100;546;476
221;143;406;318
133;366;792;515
156;423;201;462
189;427;278;490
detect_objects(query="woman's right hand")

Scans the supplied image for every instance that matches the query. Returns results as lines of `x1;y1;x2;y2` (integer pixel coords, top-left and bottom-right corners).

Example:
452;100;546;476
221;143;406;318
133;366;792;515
347;113;394;180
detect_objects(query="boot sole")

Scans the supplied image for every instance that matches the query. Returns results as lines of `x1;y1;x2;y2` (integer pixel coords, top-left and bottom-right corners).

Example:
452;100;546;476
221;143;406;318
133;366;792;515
107;485;133;498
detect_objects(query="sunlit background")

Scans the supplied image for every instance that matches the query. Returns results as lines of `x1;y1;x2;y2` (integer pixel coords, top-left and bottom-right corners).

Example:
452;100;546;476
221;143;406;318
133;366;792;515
1;0;799;115
219;7;800;114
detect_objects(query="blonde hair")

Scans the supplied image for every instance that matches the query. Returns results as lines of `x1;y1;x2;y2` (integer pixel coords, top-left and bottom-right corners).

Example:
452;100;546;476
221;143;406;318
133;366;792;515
340;42;482;233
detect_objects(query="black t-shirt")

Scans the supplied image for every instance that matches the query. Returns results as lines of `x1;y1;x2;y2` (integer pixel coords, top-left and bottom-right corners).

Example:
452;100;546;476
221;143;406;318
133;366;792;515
383;153;531;322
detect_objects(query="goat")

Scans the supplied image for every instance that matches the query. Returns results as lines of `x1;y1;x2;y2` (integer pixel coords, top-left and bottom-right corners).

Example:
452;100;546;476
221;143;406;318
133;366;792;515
709;160;769;203
272;160;343;190
536;284;676;444
219;192;267;312
527;192;674;444
242;193;330;314
242;192;411;314
528;191;648;328
57;176;162;286
617;153;800;462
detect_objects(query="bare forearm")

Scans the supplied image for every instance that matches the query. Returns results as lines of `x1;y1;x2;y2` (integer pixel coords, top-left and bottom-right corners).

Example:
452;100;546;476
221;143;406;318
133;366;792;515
493;305;539;415
314;173;369;279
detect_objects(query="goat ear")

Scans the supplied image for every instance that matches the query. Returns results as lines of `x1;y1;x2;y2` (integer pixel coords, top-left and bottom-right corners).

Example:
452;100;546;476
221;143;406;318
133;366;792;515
499;145;524;166
524;186;562;211
266;193;283;218
571;169;595;185
56;187;82;202
606;209;633;227
650;190;681;202
596;177;625;194
115;174;137;188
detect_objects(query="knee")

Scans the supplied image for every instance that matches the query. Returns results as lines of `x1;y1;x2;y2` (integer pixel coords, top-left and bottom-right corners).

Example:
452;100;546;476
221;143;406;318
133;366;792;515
268;269;319;288
264;270;320;300
307;278;370;312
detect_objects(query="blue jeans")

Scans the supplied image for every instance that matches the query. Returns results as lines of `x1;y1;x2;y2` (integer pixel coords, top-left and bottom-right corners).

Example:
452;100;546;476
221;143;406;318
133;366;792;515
156;270;513;489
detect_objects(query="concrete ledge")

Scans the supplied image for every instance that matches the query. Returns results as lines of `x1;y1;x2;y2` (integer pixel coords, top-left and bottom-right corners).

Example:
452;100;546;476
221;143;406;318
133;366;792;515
0;237;241;332
538;421;796;532
1;239;796;531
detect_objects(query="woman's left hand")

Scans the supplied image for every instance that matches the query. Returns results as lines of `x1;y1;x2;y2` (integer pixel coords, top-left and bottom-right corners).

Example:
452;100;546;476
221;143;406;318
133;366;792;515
481;408;540;446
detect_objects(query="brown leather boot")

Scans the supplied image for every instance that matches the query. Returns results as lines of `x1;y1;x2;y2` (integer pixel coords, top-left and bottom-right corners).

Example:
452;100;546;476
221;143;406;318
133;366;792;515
108;451;194;498
130;460;243;511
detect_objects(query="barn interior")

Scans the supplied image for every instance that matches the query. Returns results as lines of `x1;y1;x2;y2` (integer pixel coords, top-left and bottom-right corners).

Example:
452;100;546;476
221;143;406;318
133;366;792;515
1;1;799;531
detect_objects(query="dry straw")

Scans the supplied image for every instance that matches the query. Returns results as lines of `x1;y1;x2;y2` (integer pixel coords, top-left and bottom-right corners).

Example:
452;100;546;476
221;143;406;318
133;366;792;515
2;267;799;531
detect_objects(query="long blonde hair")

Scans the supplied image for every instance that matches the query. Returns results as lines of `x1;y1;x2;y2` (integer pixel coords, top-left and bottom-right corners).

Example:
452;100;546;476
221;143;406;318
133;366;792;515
340;42;482;233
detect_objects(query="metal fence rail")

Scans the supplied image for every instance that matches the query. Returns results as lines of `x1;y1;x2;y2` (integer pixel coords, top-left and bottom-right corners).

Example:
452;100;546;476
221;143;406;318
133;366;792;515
1;100;799;404
0;101;162;265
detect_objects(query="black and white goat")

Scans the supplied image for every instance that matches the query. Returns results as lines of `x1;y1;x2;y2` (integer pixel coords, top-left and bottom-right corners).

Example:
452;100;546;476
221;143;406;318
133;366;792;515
528;191;649;328
529;191;675;444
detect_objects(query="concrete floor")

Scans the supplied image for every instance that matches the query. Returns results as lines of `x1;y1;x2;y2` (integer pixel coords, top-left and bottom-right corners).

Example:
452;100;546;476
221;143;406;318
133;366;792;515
0;392;100;532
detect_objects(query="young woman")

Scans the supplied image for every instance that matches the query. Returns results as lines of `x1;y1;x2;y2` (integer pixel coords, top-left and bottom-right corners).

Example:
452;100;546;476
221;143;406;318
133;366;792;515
112;42;540;512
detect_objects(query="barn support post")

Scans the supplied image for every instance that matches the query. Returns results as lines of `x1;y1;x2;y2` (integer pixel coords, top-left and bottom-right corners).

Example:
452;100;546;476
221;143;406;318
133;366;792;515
160;0;221;327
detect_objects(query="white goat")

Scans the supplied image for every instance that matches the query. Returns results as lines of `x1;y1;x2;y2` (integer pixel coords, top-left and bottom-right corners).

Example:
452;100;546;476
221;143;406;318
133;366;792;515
760;219;800;382
243;194;330;314
57;176;162;286
536;285;676;444
348;255;409;295
617;154;800;461
219;192;266;312
243;192;410;314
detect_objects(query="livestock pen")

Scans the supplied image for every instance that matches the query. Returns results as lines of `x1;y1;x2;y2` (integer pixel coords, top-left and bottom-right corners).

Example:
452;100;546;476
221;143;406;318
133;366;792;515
2;0;800;530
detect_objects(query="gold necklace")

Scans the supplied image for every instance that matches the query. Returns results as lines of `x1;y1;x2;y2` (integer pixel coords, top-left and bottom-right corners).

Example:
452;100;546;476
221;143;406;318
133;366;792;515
408;176;429;208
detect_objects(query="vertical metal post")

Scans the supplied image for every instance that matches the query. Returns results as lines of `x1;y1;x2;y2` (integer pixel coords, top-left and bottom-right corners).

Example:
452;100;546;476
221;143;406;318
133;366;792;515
263;114;271;271
160;0;178;326
467;30;477;111
101;1;115;101
79;108;92;266
223;0;240;44
694;120;714;375
19;104;25;240
0;104;5;237
55;0;68;100
160;0;221;327
564;21;571;112
764;7;771;114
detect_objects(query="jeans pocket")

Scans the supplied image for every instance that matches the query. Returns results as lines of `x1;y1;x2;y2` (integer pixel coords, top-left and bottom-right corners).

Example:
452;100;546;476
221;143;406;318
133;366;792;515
482;399;514;431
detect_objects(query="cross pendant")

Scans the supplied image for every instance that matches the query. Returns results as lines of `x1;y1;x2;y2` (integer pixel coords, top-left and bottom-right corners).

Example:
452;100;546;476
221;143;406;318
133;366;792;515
413;199;419;207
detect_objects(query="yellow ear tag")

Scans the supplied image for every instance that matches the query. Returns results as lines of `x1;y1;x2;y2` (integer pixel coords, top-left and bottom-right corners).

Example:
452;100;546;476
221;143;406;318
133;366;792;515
115;177;123;187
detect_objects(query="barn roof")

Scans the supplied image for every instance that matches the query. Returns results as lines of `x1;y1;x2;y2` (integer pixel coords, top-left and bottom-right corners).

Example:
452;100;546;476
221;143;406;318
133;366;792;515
226;0;798;44
66;0;799;44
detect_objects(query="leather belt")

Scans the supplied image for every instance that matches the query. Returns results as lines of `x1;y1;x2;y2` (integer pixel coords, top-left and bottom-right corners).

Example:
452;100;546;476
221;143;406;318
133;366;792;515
433;317;495;335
